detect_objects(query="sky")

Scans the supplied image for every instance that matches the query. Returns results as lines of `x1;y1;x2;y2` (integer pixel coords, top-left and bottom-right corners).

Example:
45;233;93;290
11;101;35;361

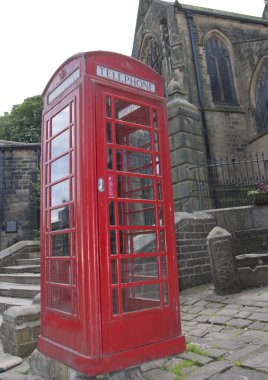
0;0;265;116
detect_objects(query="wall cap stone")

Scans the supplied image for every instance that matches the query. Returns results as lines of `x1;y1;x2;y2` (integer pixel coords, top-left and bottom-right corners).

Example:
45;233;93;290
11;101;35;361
207;226;232;239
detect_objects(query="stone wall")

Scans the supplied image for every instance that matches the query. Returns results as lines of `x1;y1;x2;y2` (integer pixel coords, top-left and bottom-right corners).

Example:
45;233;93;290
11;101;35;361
176;205;268;290
175;211;216;289
0;142;40;250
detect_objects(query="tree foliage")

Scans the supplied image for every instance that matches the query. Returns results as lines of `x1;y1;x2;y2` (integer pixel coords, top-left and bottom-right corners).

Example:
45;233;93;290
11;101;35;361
0;95;43;143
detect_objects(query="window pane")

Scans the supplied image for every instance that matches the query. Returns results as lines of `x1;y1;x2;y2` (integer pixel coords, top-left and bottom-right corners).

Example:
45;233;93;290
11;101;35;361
51;130;69;159
116;149;153;175
51;180;69;206
120;230;157;254
116;124;151;150
52;106;70;136
122;284;160;313
121;257;159;283
111;259;118;284
51;154;69;182
106;97;111;117
50;260;70;284
118;175;154;200
115;100;150;126
119;202;155;226
110;230;117;255
52;233;70;256
51;287;71;314
51;206;69;231
107;122;112;143
112;288;119;315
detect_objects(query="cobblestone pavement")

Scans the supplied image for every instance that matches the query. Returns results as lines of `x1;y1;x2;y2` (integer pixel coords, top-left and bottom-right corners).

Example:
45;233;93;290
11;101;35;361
2;284;268;379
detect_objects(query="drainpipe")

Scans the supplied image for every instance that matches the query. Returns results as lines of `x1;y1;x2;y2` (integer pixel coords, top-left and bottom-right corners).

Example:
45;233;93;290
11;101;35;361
186;10;211;164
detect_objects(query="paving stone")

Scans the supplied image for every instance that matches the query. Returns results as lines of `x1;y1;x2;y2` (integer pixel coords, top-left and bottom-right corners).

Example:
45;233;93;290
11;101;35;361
209;325;225;332
249;313;268;322
205;347;228;359
255;302;268;308
220;327;241;335
183;361;231;380
216;308;239;317
142;369;177;380
209;315;232;325
188;327;210;338
0;352;23;371
225;344;265;361
195;315;210;323
193;300;209;307
181;321;198;327
177;351;213;365
234;310;252;319
241;351;268;372
140;359;165;373
164;358;185;372
199;308;218;316
209;367;268;380
226;318;252;328
247;321;268;331
221;299;239;305
206;302;223;309
237;299;257;306
238;330;268;343
205;295;226;303
188;306;204;314
183;298;200;306
181;313;198;321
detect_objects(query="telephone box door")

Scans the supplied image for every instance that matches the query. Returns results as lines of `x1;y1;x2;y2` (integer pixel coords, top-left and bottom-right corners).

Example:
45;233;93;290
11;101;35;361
96;85;181;354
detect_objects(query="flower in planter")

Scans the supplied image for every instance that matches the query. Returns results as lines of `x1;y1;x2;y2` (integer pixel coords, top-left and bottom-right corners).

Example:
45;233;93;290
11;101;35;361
247;183;268;196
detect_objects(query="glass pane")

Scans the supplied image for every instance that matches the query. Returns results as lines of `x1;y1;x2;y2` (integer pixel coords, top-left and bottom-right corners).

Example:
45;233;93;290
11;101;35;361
158;204;164;226
72;261;76;285
121;257;159;283
120;230;157;254
156;155;161;176
162;256;167;278
163;283;169;305
108;148;113;170
155;132;159;151
111;260;118;284
106;97;111;117
116;124;151;150
52;106;70;136
122;284;160;313
118;175;154;200
51;154;69;182
110;230;117;255
109;202;115;225
51;206;69;231
160;231;166;252
51;180;69;206
73;289;77;316
119;202;155;226
51;287;71;314
50;260;70;284
153;110;158;129
157;180;162;200
115;100;150;126
52;233;70;256
51;130;69;159
112;288;119;315
107;122;112;143
116;150;153;175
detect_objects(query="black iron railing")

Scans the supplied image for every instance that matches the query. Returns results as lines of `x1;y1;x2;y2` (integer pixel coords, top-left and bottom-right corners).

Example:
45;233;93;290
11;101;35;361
189;153;268;209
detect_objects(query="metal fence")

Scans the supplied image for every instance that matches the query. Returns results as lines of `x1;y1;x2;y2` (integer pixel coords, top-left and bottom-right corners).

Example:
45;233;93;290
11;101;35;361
189;153;268;210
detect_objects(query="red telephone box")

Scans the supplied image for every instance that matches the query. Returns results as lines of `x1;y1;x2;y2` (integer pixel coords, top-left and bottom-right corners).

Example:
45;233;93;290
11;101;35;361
39;51;185;375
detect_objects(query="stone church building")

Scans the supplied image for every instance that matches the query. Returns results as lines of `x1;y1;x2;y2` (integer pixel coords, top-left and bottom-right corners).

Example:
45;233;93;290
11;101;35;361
132;0;268;211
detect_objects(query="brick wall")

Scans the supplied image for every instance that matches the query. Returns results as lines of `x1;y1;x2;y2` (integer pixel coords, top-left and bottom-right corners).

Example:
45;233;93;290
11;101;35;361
0;142;40;250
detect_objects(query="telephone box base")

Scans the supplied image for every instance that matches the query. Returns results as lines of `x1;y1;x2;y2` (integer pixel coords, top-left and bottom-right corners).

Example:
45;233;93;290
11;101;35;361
38;335;186;376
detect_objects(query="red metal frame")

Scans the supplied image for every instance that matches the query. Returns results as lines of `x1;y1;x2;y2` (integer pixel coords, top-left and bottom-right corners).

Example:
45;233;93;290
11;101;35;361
39;51;185;376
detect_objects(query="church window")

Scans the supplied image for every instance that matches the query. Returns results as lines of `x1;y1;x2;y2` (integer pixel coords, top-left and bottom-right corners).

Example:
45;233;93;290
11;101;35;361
205;36;237;104
255;60;268;134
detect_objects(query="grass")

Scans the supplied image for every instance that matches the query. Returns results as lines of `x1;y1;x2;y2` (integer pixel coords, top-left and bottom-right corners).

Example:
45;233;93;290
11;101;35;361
171;359;196;380
186;343;208;356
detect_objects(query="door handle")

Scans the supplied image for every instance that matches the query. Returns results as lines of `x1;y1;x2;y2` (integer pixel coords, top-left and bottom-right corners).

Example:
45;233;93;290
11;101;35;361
98;178;105;192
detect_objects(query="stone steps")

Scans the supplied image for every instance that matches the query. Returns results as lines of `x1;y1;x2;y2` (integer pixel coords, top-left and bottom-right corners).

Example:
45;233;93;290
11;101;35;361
19;251;40;259
0;273;40;285
0;296;33;313
0;282;40;298
16;258;40;266
1;265;40;274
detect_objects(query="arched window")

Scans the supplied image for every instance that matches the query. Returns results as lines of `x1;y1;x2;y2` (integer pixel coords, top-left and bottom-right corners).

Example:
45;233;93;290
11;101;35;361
205;35;237;104
140;36;162;75
255;59;268;134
